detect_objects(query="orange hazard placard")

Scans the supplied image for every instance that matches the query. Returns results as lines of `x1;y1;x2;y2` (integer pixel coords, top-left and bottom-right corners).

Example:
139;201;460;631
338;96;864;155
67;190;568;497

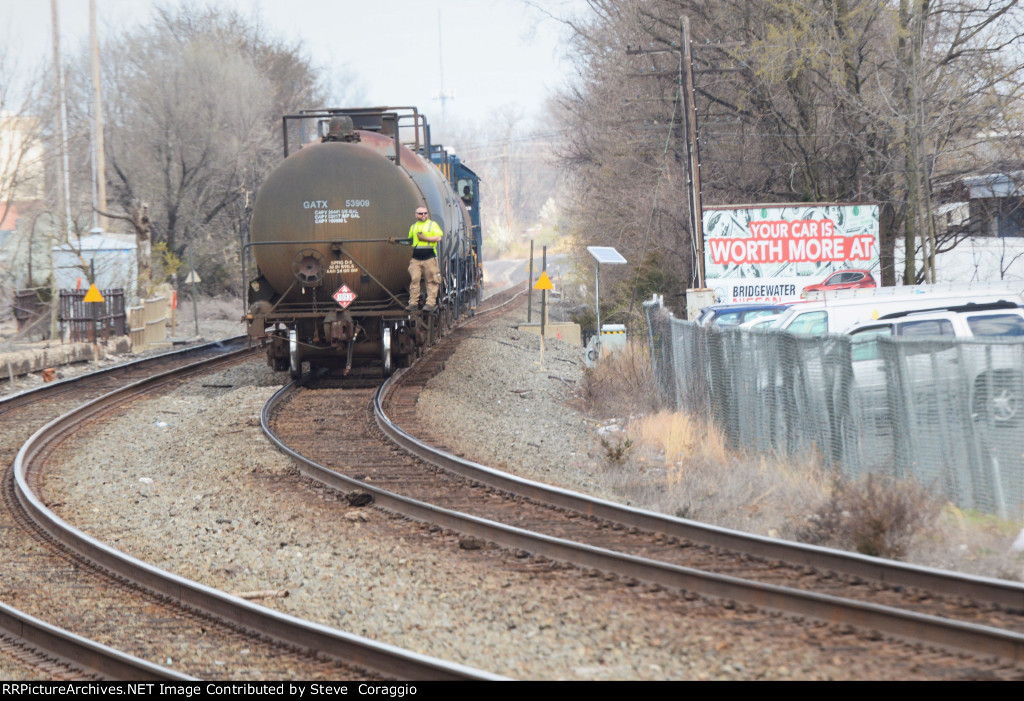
533;271;554;291
83;284;104;303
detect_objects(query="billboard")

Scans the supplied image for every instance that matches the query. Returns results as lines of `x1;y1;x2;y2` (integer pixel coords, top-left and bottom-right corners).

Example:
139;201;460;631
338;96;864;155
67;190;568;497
702;203;879;303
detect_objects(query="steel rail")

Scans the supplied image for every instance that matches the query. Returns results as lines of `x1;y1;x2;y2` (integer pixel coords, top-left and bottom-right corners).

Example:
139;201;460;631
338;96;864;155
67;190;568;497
0;338;247;680
375;374;1024;612
0;601;196;681
259;380;1024;664
0;336;249;413
13;346;502;682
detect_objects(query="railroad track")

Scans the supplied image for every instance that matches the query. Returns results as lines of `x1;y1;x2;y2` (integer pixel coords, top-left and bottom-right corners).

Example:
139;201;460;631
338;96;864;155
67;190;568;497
263;295;1024;677
3;339;500;680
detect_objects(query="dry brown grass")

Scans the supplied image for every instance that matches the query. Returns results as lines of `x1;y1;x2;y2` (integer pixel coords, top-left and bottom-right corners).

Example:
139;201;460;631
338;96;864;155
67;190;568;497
795;474;941;559
577;348;1024;578
595;409;832;534
579;340;660;418
629;411;729;475
907;505;1024;581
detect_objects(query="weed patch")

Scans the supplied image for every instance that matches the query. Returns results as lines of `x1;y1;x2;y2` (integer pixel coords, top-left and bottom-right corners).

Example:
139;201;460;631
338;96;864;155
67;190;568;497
600;436;633;463
579;341;659;418
795;474;940;559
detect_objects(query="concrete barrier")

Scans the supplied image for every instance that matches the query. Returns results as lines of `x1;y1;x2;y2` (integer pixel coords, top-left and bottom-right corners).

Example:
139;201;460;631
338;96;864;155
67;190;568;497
0;337;132;380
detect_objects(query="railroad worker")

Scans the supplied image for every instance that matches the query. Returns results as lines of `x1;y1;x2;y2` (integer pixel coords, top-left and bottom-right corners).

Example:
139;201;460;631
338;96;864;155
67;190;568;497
405;207;443;311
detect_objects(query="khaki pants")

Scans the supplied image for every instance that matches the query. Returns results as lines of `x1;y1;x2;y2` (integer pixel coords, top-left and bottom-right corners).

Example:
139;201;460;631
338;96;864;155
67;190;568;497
408;256;440;307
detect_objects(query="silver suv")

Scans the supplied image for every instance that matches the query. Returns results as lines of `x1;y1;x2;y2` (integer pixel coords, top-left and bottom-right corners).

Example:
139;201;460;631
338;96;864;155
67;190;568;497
845;302;1024;424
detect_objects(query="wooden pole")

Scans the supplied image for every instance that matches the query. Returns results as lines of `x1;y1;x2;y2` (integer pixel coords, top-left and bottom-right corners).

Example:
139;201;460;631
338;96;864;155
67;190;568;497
90;0;108;231
680;16;706;288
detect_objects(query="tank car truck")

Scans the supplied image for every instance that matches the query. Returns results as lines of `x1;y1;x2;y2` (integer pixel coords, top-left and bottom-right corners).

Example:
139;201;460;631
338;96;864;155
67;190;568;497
243;107;483;378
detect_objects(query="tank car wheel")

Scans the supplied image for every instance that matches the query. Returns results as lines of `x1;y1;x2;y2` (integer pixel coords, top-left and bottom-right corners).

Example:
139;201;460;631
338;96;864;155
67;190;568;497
381;326;393;377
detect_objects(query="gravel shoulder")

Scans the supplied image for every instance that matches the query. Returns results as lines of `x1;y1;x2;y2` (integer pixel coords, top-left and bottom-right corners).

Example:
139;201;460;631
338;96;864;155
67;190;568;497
31;306;1018;680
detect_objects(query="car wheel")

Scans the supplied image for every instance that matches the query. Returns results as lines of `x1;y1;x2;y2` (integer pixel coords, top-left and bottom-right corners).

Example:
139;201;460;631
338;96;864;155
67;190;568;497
973;371;1023;425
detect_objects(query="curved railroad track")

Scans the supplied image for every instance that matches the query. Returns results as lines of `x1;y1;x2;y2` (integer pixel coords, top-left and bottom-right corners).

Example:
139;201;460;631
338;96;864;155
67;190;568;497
3;339;500;681
263;295;1024;677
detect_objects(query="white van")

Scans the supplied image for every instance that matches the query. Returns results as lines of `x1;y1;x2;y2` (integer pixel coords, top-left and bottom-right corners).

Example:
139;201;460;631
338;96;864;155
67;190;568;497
769;289;1024;336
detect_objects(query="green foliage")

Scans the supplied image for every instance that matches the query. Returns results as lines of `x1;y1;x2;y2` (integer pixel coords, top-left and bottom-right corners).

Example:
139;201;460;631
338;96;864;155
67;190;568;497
152;242;182;286
572;254;686;333
600;436;634;464
571;307;597;334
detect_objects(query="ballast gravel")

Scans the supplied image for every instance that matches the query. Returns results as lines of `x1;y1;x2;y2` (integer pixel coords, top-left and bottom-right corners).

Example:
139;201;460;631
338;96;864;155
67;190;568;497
34;307;1010;680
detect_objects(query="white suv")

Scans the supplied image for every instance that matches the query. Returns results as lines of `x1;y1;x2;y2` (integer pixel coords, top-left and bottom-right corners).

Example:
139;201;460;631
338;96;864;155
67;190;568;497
845;303;1024;424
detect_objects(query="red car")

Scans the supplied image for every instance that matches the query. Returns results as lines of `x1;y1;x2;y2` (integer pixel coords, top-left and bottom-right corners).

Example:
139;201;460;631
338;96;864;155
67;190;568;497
802;269;876;296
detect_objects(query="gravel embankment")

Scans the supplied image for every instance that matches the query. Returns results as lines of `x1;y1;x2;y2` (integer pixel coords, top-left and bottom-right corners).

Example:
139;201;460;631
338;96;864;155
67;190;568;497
415;323;607;496
32;307;1017;680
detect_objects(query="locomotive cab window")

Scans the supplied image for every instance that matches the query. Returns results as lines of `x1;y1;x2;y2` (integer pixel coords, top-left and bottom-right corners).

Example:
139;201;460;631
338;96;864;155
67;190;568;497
458;179;474;204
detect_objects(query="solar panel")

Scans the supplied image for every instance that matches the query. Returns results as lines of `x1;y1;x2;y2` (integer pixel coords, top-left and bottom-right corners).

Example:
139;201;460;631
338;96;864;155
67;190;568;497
586;246;627;265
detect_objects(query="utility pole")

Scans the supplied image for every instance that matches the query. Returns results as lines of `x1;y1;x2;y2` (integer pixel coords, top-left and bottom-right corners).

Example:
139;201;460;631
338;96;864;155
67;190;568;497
50;0;72;242
679;16;705;288
626;16;740;289
90;0;108;232
50;0;72;340
503;140;513;232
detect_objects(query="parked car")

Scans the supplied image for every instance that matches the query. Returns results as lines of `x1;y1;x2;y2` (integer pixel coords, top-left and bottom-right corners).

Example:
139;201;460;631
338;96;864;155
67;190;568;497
801;269;876;297
696;303;790;326
845;302;1024;425
770;288;1024;337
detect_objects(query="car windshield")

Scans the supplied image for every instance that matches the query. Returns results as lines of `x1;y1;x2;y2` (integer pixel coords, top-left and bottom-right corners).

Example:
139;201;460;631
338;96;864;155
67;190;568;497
771;307;800;328
966;313;1024;337
746;309;781;321
786;310;828;336
714;311;743;325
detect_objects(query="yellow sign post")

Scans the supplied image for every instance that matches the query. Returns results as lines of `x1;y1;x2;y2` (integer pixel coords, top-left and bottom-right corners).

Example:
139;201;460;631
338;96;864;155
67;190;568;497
533;272;554;367
83;284;104;347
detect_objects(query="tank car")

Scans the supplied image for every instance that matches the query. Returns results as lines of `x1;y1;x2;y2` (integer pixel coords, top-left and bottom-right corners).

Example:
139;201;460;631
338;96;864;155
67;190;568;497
244;107;483;377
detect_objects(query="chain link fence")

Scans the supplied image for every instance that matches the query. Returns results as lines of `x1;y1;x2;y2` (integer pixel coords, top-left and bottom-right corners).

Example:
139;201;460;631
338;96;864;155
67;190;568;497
643;295;1024;520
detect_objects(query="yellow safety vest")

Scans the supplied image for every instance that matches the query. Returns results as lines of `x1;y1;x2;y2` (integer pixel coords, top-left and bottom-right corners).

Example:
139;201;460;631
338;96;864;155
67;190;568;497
408;219;443;254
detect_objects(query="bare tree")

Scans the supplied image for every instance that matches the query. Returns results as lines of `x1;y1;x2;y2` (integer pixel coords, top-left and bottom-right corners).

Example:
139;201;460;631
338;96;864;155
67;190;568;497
444;109;564;258
61;4;328;296
0;45;50;317
555;0;1024;291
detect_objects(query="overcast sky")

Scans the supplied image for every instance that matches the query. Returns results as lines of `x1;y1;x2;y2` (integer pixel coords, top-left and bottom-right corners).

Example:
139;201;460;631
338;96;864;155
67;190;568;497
0;0;585;131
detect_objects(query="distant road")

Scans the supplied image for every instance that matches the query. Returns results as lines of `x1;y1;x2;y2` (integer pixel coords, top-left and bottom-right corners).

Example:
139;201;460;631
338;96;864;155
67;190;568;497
483;254;569;298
